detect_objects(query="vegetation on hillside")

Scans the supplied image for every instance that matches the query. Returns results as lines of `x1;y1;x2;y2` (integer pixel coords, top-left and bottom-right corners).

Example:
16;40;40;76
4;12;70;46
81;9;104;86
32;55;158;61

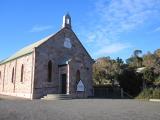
93;48;160;99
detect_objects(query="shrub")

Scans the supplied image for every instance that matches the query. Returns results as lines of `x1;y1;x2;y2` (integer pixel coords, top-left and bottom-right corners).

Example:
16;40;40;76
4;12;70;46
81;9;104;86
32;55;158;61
137;88;160;99
154;76;160;86
118;69;143;96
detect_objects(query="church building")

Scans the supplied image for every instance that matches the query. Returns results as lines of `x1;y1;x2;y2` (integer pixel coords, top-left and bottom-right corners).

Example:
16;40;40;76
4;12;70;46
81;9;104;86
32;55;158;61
0;14;94;99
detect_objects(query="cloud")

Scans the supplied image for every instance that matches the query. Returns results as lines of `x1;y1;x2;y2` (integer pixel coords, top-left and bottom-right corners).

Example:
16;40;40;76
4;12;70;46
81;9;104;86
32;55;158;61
30;25;52;32
154;26;160;32
94;43;131;56
94;0;160;34
80;0;160;58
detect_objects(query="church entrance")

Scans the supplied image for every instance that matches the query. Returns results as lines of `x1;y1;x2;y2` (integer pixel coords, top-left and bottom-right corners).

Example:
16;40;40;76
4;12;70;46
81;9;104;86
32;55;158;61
61;74;67;94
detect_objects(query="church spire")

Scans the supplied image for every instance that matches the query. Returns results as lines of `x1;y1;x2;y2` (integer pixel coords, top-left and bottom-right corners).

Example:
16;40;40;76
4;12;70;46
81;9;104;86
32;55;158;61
62;13;72;29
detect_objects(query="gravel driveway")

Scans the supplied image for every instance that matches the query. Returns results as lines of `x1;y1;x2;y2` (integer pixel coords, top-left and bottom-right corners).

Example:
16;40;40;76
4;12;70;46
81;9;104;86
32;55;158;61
0;96;160;120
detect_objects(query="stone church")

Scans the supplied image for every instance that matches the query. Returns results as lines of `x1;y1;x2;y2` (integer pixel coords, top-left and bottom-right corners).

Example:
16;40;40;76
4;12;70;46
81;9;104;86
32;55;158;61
0;14;94;99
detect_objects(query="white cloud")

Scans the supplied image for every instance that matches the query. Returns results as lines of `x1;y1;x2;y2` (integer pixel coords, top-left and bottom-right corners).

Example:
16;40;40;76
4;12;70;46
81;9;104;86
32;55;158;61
30;25;52;32
80;0;160;57
94;43;131;56
154;26;160;32
94;0;160;34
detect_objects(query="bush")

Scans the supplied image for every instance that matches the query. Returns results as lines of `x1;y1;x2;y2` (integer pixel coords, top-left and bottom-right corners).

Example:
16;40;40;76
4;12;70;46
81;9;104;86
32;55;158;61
154;76;160;86
152;88;160;99
137;88;160;99
143;67;155;84
118;69;143;96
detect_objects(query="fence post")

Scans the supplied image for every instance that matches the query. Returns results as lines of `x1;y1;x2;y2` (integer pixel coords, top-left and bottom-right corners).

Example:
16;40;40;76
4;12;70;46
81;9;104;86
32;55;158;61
93;88;94;97
121;88;124;99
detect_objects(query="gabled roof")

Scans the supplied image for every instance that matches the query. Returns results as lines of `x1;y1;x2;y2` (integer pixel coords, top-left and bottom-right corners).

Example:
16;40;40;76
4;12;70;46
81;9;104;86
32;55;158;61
0;33;55;65
0;27;93;65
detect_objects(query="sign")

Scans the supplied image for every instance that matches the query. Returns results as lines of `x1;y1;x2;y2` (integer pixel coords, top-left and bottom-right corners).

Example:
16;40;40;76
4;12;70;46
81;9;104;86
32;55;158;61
77;80;85;92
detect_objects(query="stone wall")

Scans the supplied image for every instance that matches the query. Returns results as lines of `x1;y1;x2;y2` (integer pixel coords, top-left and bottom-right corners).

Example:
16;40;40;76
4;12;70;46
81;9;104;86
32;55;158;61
0;28;93;99
33;28;93;99
0;53;34;99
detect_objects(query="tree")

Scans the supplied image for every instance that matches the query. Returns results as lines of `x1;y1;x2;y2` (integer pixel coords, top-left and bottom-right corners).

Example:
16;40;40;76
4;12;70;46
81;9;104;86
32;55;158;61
93;67;107;85
117;68;143;96
141;49;160;87
134;50;142;57
126;50;143;68
126;57;136;68
143;67;155;86
93;58;109;85
153;49;160;75
134;50;143;67
93;48;160;98
155;49;160;58
143;52;157;67
116;57;124;65
93;57;124;85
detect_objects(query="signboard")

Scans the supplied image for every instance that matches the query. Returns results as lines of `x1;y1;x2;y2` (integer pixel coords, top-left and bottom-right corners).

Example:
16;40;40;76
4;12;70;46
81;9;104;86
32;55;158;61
77;80;85;92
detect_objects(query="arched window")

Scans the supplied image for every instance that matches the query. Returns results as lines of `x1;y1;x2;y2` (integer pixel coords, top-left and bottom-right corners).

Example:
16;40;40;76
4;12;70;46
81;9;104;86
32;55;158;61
76;70;80;84
48;60;52;82
11;67;14;83
21;64;24;82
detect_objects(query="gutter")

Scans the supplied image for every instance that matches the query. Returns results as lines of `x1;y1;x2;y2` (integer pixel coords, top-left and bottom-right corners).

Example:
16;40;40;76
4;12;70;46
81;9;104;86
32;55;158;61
0;52;33;66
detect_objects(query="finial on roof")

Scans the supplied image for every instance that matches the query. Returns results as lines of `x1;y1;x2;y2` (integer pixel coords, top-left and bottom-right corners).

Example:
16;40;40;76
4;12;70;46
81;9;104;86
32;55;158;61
62;13;72;29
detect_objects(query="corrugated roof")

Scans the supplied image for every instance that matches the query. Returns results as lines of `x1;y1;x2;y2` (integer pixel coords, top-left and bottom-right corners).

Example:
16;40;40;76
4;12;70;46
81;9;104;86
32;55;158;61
0;34;54;65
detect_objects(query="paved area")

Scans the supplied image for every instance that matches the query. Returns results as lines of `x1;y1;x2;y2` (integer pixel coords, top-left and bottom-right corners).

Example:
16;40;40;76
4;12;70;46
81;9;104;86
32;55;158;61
0;95;160;120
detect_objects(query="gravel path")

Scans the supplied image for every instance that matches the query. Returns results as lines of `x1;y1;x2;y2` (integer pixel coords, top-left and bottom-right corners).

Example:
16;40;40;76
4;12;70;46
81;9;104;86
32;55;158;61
0;96;160;120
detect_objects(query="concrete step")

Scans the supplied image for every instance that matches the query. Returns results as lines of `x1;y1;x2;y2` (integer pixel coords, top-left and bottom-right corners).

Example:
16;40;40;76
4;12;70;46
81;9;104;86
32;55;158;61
41;94;72;100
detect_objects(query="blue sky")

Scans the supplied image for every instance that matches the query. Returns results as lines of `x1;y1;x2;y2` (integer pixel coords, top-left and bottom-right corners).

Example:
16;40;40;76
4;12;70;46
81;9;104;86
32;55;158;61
0;0;160;61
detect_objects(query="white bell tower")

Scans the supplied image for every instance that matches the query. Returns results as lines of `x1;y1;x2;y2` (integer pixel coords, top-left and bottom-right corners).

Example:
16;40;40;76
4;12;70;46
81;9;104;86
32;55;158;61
62;13;72;29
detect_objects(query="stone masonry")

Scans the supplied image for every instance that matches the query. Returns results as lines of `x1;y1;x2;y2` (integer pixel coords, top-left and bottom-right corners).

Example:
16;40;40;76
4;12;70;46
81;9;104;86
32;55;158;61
0;14;94;99
0;53;34;98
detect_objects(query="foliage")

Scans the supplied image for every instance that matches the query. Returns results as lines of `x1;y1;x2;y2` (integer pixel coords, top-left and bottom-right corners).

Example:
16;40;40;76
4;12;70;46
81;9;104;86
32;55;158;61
93;48;160;98
126;50;143;68
117;68;143;96
154;76;160;86
143;67;155;84
93;67;107;85
143;52;157;67
137;88;160;99
93;57;124;85
153;59;160;75
134;50;142;57
155;49;160;57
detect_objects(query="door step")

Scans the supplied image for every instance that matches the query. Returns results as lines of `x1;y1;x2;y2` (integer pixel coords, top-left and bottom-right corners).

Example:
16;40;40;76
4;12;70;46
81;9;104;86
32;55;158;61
41;94;72;100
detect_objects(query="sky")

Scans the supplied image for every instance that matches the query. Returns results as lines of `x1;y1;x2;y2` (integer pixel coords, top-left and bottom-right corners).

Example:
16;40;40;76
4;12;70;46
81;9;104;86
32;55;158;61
0;0;160;61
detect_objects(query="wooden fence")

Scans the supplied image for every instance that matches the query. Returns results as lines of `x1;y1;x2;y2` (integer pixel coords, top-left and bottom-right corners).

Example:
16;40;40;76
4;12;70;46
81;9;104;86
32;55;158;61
93;85;122;98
